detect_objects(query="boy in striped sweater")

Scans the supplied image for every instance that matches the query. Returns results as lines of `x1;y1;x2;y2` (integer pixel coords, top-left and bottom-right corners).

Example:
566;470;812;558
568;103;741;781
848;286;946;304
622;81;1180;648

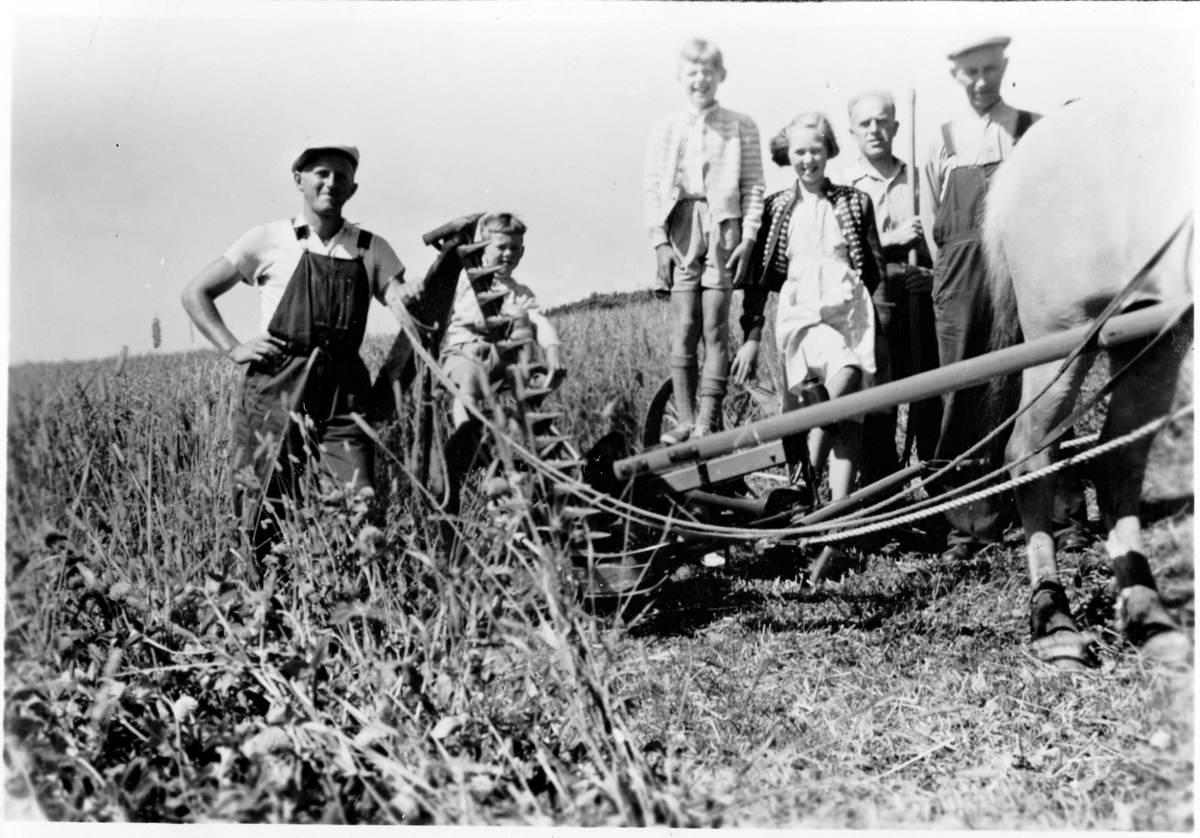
643;38;765;442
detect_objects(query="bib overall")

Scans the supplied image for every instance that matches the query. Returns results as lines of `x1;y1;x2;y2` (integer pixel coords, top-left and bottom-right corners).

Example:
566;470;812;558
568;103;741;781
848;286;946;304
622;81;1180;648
930;113;1031;544
231;224;376;547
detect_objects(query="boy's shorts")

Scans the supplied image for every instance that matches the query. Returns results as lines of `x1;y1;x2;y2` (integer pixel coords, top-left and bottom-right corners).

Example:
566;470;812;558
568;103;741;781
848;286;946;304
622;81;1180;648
442;342;505;396
667;198;741;292
442;337;531;387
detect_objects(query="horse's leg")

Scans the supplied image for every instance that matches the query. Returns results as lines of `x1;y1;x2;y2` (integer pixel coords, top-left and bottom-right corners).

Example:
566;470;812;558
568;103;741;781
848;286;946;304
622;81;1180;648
1007;356;1095;668
1096;333;1190;664
1097;336;1184;555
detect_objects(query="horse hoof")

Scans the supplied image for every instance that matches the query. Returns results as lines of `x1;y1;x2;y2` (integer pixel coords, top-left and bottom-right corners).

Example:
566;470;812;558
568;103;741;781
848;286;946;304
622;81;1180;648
1139;629;1193;668
1114;585;1192;668
1032;629;1097;671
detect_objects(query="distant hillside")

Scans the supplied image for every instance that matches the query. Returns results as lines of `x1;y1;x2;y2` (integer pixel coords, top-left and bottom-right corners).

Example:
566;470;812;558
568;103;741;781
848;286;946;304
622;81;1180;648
544;289;656;317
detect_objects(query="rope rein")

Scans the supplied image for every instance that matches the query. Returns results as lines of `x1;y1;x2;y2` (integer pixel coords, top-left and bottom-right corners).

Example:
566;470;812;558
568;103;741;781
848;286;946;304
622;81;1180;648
782;403;1192;547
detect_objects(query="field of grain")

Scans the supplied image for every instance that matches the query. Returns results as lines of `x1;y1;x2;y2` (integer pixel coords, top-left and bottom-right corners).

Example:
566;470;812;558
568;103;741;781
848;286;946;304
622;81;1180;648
5;293;1193;826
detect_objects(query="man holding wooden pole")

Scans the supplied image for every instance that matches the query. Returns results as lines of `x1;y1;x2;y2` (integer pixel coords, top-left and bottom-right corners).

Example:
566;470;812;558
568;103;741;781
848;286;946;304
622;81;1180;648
842;90;940;488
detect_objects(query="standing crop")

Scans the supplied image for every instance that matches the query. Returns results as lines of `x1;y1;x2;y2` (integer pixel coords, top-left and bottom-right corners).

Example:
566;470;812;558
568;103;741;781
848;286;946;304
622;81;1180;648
5;345;698;824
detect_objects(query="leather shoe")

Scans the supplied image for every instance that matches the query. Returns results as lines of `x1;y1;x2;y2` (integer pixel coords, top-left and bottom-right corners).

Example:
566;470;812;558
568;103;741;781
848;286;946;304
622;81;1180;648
1056;528;1095;552
940;543;975;563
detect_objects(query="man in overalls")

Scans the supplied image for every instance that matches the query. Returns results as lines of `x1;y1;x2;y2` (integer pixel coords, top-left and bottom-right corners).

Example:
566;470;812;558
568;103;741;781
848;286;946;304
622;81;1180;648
922;37;1092;563
182;143;416;565
919;38;1043;564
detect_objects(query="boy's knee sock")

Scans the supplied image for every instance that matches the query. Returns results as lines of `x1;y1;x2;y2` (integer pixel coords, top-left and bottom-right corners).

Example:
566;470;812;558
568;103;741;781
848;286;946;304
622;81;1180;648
697;374;728;433
670;354;698;424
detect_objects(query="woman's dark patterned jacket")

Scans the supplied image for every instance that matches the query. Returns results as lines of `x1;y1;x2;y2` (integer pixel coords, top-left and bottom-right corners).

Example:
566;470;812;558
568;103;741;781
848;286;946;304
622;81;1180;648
737;179;885;343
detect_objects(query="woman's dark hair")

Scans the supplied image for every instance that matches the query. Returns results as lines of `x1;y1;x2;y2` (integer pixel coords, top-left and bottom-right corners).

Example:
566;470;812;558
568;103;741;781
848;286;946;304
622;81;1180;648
769;112;840;166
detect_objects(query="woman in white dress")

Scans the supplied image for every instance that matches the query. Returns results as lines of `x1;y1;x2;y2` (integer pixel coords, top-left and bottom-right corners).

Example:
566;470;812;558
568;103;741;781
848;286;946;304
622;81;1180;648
733;112;885;580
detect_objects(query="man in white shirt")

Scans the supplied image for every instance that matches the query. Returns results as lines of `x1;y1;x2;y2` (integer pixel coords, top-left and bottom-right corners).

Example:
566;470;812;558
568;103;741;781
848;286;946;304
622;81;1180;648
182;143;416;565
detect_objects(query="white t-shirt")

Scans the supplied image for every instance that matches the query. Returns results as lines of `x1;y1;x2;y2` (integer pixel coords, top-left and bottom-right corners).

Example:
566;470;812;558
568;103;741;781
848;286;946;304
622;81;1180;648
443;273;543;348
224;217;405;333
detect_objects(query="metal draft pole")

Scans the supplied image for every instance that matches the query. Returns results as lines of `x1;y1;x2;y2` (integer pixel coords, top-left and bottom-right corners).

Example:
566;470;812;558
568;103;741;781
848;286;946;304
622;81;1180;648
614;300;1191;480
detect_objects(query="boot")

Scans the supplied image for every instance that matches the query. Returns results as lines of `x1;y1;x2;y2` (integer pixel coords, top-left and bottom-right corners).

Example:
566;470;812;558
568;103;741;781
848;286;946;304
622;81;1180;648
694;374;728;438
662;354;698;444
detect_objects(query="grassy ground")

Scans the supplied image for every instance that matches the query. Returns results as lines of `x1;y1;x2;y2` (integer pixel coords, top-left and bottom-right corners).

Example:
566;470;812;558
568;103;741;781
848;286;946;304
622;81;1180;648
4;294;1193;826
604;510;1193;828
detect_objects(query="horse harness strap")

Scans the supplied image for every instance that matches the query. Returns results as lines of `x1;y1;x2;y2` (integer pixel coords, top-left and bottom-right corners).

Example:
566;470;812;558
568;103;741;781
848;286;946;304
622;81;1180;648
1057;213;1193;362
1034;300;1191;454
1030;216;1194;452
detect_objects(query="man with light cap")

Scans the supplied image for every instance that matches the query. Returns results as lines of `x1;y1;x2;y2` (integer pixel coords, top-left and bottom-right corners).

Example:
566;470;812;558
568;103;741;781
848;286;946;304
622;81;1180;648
182;143;418;567
921;36;1033;563
841;90;941;486
921;37;1088;563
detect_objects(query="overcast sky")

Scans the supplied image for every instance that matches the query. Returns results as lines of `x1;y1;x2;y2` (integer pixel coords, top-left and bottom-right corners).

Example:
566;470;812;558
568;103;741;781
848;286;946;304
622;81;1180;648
4;0;1196;364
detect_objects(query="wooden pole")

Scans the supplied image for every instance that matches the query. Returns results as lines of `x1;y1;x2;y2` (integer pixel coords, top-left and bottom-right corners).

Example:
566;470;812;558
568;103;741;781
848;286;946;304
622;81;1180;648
904;88;919;268
900;87;924;465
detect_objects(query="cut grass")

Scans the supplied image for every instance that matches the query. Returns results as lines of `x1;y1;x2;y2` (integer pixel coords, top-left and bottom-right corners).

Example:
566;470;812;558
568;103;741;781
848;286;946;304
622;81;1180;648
608;524;1193;829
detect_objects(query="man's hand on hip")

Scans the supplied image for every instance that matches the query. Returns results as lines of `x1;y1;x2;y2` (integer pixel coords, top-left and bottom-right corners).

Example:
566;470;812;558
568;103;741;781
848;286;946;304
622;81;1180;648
228;334;286;365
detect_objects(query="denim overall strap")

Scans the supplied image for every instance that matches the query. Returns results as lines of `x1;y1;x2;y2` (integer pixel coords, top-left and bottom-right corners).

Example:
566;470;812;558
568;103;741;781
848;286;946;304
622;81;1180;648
264;223;373;357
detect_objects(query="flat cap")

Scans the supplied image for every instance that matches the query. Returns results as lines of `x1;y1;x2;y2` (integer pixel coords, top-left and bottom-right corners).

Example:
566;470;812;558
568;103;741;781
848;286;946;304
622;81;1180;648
292;144;360;172
947;35;1011;61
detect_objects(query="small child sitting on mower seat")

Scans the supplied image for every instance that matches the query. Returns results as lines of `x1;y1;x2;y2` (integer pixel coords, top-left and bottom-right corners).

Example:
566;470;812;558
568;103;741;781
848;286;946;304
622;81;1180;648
440;212;566;428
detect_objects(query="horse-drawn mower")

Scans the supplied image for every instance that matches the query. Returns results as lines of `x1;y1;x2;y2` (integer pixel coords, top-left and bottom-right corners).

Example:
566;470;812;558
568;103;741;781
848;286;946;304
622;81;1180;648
374;214;1192;604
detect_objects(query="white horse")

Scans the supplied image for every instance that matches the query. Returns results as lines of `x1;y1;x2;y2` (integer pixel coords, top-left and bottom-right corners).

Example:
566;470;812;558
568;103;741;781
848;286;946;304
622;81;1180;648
984;77;1193;668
